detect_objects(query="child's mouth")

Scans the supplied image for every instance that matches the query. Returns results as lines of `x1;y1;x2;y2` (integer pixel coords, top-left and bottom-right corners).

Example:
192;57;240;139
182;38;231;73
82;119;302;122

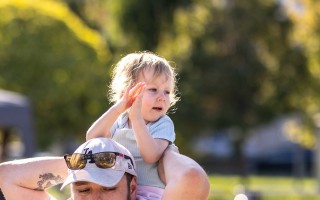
153;107;162;111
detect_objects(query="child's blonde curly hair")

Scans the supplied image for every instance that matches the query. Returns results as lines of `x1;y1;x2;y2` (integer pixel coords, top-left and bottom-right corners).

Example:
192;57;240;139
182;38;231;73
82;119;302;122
109;51;179;108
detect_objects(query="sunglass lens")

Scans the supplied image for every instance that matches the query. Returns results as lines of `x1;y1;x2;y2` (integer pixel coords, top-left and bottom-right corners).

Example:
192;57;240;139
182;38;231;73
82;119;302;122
66;154;86;170
94;153;116;168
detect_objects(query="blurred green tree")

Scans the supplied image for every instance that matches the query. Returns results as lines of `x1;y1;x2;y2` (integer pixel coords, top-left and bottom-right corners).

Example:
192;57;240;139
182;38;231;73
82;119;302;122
0;0;110;149
161;0;311;142
286;0;320;120
53;0;315;154
1;0;319;159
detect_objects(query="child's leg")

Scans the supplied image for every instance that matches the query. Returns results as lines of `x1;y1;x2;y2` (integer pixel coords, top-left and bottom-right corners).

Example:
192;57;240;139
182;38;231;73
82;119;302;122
158;145;210;200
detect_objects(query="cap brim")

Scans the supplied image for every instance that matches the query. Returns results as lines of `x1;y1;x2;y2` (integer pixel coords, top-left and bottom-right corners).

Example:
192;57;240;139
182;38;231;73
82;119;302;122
60;167;125;190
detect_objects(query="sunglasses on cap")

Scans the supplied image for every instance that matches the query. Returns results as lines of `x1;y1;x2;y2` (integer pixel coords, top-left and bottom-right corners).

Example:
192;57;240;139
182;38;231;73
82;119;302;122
64;152;134;170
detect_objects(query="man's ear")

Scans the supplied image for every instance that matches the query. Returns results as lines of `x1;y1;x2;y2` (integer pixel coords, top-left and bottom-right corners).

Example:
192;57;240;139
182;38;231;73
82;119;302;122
130;176;137;196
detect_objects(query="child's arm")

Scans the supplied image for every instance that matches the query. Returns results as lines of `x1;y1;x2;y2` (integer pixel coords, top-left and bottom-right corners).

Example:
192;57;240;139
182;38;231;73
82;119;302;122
131;116;169;163
86;103;123;140
86;83;145;141
129;89;170;163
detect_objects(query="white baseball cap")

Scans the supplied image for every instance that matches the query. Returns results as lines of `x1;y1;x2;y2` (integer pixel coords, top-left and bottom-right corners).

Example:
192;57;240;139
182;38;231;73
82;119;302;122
60;137;136;190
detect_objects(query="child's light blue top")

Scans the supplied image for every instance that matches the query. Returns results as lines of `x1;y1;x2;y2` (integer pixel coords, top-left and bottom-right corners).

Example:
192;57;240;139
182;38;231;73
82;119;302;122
110;113;175;188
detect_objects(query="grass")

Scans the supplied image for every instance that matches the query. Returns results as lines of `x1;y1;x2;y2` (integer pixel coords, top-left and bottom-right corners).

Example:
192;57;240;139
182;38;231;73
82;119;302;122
208;174;320;200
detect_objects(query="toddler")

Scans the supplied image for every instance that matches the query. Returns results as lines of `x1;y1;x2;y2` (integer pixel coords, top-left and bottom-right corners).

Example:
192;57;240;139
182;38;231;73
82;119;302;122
86;51;179;199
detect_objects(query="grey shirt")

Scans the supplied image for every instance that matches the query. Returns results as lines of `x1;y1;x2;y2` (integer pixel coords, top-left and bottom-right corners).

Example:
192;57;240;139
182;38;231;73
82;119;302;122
110;113;175;188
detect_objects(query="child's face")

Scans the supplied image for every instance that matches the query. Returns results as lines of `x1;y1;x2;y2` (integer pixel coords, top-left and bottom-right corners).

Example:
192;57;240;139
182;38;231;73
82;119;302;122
137;69;173;124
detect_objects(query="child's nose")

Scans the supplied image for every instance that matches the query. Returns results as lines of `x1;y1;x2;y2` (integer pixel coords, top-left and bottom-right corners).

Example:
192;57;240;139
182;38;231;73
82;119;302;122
157;92;166;101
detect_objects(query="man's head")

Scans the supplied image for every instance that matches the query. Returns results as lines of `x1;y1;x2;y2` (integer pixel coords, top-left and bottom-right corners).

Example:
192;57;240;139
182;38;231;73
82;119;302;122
61;137;137;200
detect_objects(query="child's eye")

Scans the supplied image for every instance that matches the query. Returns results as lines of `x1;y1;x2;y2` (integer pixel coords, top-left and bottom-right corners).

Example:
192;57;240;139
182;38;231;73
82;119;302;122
148;88;157;92
165;90;170;95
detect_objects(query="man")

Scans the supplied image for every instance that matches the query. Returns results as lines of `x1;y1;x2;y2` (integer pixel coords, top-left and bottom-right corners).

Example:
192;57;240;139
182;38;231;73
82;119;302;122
0;138;210;200
0;138;137;200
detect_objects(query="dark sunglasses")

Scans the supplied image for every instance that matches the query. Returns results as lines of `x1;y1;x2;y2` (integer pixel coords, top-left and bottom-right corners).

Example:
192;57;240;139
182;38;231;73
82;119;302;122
64;152;134;170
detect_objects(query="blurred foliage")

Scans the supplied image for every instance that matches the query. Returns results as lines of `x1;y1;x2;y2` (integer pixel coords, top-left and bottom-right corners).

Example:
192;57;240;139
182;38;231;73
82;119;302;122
0;0;111;149
168;0;313;153
285;0;320;117
0;0;320;154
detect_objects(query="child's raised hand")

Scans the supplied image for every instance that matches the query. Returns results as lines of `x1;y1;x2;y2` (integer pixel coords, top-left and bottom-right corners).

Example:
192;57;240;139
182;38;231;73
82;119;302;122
128;82;145;121
116;82;145;114
129;82;146;105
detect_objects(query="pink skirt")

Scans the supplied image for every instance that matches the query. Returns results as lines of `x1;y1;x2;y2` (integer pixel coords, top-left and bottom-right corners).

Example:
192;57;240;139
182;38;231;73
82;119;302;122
137;185;164;200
